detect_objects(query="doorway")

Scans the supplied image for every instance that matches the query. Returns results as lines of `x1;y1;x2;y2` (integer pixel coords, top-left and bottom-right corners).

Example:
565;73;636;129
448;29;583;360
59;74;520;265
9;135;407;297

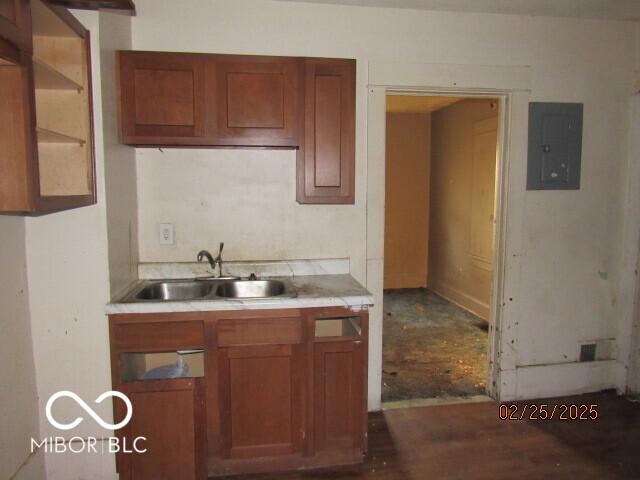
382;94;501;404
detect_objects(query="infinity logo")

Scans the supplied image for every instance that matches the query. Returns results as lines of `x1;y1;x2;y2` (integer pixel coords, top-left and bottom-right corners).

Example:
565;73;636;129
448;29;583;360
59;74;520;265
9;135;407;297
45;391;132;431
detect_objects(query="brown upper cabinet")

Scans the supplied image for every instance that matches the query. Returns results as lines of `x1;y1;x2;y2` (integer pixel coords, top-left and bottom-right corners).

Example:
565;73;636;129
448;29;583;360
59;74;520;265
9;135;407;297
47;0;135;11
0;0;30;53
0;0;96;215
116;51;355;204
297;58;355;204
210;55;301;147
118;51;207;145
117;51;301;148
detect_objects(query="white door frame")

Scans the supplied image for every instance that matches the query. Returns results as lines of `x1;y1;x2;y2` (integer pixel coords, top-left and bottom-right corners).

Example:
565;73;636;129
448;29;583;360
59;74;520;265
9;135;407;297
620;95;640;394
365;61;531;410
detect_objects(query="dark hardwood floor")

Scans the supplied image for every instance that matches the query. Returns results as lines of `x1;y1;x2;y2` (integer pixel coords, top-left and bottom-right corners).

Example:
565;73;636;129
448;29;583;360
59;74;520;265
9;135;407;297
226;391;640;480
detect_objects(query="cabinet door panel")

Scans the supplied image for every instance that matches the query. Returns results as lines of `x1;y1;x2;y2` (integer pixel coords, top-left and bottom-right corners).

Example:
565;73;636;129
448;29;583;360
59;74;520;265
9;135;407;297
212;56;301;146
218;344;304;459
314;340;365;451
117;379;206;480
297;58;355;204
133;69;195;126
314;75;342;187
118;51;206;144
227;72;284;128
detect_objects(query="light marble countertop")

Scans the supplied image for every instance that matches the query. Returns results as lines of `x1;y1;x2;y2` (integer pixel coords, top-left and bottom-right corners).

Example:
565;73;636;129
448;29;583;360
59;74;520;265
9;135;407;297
106;260;373;314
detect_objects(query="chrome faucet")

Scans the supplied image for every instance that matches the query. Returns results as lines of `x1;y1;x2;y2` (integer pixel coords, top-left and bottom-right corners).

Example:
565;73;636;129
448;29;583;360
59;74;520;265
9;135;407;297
197;243;236;279
196;249;216;271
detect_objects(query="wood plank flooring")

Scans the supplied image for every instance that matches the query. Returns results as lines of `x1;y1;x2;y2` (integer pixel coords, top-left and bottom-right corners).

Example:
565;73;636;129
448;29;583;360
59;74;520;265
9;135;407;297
227;391;640;480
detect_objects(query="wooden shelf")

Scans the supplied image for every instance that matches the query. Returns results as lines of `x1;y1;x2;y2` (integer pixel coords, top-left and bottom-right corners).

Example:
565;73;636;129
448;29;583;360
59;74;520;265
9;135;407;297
33;58;83;91
37;127;85;145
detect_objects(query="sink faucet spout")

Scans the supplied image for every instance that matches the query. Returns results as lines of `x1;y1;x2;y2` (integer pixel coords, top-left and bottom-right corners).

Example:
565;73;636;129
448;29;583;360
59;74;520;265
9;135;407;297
197;242;226;278
197;250;216;271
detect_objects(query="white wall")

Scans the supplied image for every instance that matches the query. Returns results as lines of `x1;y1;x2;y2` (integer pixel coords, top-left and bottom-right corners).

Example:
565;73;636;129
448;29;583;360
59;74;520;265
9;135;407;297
0;217;45;479
619;26;640;395
136;149;365;285
22;11;128;479
1;2;635;479
102;11;137;297
622;93;640;395
131;0;637;405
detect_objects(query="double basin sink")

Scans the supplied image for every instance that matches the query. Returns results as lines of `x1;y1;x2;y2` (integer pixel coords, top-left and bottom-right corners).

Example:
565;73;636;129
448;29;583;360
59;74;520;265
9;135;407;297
126;278;290;302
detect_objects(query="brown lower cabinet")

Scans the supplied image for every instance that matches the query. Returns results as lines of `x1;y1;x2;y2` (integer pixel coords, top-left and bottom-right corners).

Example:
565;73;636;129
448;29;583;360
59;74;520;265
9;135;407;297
218;344;305;459
314;339;366;451
116;379;207;480
109;307;368;479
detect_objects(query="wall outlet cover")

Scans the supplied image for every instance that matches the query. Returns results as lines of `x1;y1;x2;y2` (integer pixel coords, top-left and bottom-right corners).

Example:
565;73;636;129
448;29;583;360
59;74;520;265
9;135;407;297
159;223;174;245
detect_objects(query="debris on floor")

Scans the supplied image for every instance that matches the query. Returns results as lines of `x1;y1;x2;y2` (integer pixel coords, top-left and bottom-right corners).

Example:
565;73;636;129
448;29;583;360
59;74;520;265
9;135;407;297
382;288;488;402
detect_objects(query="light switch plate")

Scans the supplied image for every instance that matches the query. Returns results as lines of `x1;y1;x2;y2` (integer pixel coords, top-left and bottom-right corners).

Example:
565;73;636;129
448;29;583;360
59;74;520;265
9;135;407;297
159;223;174;245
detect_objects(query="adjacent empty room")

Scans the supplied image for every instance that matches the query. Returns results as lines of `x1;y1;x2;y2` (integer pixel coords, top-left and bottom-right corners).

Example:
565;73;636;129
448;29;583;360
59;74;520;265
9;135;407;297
383;94;500;403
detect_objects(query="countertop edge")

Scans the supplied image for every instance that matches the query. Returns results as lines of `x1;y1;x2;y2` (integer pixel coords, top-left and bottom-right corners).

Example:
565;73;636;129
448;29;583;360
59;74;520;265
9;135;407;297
105;295;374;315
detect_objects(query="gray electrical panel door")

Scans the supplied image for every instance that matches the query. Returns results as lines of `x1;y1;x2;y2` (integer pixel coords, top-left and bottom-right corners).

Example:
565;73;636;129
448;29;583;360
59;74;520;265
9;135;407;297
527;102;583;190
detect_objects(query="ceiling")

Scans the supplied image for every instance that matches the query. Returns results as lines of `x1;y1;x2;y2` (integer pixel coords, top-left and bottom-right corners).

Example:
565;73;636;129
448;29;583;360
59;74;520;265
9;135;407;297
386;95;463;113
276;0;640;22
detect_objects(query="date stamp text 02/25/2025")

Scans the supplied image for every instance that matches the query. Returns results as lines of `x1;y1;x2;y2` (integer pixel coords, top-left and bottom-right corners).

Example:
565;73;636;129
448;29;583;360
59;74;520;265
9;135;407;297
499;403;599;421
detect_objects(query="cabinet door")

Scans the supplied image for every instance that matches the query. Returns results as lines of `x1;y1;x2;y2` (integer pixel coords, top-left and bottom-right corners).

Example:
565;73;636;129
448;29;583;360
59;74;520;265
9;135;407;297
210;55;301;147
297;58;355;204
218;344;304;459
117;379;207;480
314;340;365;451
117;51;206;145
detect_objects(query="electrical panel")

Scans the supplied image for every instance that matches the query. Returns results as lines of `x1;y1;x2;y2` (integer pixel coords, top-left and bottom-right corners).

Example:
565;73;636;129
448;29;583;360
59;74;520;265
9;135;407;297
527;102;583;190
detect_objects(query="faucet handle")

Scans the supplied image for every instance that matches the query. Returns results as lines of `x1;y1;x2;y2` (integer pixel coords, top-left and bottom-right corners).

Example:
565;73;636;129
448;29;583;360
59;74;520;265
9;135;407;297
218;242;224;255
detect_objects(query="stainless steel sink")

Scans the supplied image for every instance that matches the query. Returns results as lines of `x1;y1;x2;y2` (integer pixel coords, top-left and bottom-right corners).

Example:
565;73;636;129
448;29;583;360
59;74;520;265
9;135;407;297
216;280;285;298
135;281;214;301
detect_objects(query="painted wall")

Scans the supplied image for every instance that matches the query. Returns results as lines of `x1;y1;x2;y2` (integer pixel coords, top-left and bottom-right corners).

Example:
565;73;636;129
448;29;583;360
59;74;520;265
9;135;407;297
102;11;137;298
0;2;633;478
128;0;637;408
428;99;498;320
136;148;365;284
625;95;640;395
383;111;431;289
22;11;127;479
0;217;46;479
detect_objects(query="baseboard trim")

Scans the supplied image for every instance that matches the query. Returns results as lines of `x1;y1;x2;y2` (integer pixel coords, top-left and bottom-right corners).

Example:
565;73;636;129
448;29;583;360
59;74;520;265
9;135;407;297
428;280;490;320
500;360;618;401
